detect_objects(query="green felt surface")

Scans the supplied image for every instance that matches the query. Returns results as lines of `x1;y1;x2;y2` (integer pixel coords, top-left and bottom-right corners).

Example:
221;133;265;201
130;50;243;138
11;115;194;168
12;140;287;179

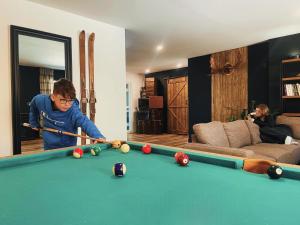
0;143;300;225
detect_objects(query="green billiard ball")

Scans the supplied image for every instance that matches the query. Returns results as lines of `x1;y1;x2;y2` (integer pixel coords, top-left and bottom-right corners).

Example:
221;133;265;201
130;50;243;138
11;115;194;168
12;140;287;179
90;146;101;156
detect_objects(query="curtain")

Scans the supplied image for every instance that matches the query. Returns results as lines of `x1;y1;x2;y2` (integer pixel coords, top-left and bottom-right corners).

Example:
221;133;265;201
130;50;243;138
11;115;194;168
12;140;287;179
40;68;54;94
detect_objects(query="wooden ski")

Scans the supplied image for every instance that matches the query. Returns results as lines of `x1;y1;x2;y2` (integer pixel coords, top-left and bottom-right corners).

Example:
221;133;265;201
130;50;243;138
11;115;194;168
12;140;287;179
88;32;96;131
79;30;87;145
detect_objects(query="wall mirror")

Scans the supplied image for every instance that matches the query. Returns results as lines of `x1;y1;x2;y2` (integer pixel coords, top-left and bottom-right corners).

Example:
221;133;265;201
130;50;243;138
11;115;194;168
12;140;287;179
11;25;72;155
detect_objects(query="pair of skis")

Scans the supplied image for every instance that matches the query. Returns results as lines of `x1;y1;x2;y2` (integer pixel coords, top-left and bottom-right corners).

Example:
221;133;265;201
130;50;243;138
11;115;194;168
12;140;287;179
79;30;96;145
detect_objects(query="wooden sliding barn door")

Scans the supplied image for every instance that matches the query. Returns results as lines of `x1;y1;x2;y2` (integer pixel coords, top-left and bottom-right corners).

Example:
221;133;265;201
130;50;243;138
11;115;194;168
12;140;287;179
211;47;248;122
167;76;189;134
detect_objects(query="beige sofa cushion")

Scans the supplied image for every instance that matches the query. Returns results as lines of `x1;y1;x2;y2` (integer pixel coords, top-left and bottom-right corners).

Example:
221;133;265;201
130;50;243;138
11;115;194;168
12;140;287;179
244;120;262;144
243;143;300;164
184;142;275;161
223;120;251;148
276;115;300;139
184;142;254;157
193;121;229;147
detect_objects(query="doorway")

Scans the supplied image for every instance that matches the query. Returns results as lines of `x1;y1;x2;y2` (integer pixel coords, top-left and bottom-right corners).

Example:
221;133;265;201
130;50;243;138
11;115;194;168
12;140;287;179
167;76;189;134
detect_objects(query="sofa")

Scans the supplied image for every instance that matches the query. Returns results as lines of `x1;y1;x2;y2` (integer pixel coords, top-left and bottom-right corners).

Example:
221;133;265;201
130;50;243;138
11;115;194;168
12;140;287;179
184;116;300;164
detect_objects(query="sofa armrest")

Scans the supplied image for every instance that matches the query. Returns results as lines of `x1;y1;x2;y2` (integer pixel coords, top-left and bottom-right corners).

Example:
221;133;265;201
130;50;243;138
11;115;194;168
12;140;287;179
190;134;198;143
184;142;255;158
276;115;300;139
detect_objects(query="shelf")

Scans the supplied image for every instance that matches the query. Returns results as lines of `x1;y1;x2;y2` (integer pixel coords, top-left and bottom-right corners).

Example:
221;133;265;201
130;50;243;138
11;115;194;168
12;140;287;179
282;76;300;81
282;58;300;63
282;96;300;99
282;113;300;117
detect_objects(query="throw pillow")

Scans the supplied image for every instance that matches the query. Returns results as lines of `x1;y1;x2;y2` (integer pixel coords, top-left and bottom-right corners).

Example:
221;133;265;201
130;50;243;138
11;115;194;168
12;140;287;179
223;120;251;148
193;121;229;147
245;120;262;144
276;116;300;139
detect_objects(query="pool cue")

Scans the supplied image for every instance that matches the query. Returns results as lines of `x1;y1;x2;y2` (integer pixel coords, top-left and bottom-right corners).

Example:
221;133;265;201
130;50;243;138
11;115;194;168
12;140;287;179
22;123;107;143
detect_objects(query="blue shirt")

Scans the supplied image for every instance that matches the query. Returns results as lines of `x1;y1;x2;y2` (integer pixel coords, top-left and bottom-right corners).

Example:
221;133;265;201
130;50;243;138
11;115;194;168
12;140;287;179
29;94;105;150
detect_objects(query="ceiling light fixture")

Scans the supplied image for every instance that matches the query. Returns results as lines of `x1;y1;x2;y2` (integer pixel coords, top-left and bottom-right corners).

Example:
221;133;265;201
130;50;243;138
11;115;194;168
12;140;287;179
176;63;182;68
145;69;150;74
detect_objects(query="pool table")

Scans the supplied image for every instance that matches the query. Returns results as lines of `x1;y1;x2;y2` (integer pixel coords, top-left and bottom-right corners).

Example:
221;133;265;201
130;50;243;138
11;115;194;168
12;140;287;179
1;142;300;225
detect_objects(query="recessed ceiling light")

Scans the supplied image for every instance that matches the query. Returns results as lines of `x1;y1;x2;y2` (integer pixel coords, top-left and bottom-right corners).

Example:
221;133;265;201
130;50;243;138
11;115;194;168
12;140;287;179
156;45;164;52
145;69;150;74
176;63;182;68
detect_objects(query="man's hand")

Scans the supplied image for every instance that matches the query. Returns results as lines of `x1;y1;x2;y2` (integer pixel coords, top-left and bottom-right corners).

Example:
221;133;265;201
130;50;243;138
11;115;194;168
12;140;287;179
92;138;106;144
32;127;39;131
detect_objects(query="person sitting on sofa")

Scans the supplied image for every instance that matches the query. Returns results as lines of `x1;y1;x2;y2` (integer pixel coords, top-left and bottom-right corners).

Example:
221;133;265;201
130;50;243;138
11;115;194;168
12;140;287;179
249;104;297;145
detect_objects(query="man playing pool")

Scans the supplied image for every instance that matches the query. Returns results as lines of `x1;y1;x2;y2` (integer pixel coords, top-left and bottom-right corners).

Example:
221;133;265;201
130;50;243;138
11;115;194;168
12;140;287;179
29;78;105;150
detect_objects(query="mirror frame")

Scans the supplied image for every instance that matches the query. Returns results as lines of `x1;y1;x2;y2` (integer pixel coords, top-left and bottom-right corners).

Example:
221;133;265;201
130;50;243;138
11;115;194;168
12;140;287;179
11;25;72;155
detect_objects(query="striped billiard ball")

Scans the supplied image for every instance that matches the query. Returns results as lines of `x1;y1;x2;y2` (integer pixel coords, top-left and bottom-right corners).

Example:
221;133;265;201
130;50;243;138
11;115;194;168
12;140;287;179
112;163;127;177
175;152;185;163
73;148;83;159
178;154;189;166
90;146;101;156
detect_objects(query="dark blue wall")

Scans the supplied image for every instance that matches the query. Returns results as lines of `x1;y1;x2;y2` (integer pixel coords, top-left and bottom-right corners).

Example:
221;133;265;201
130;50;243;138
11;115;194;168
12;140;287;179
268;33;300;113
20;66;40;113
20;65;66;113
188;55;211;140
248;41;269;109
145;67;188;79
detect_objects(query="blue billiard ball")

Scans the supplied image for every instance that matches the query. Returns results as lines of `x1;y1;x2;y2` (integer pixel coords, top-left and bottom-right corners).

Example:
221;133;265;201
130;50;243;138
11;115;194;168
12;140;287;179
112;163;126;177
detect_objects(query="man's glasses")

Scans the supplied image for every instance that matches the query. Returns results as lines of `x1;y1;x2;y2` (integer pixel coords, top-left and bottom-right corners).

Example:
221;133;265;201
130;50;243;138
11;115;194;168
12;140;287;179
59;98;74;104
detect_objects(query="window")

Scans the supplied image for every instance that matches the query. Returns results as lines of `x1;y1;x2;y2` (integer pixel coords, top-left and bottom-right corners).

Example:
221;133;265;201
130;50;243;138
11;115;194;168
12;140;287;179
126;83;131;131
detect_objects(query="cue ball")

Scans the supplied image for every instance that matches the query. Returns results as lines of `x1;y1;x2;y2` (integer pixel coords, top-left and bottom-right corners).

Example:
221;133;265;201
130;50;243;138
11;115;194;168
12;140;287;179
120;144;130;153
178;154;189;166
73;148;83;159
112;163;127;177
267;165;283;179
142;144;151;154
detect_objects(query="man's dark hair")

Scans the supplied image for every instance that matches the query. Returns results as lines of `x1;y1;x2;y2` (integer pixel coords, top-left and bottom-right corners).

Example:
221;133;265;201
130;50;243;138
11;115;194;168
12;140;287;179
53;78;76;99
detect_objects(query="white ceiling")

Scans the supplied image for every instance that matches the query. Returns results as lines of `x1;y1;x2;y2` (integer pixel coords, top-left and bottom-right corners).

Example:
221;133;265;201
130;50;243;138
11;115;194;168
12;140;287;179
29;0;300;74
19;35;65;70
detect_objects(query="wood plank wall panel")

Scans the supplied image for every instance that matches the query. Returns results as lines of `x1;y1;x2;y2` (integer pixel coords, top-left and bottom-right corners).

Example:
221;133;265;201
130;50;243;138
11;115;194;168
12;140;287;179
167;77;189;134
145;77;156;97
211;47;248;122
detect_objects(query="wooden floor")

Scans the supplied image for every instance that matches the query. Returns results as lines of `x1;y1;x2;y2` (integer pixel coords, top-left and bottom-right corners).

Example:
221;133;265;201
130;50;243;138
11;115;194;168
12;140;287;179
19;133;188;154
21;138;43;154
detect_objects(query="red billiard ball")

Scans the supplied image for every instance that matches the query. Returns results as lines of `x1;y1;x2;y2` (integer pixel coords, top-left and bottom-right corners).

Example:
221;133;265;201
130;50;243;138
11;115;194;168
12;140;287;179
142;144;151;154
73;148;83;159
178;154;189;166
174;152;185;163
